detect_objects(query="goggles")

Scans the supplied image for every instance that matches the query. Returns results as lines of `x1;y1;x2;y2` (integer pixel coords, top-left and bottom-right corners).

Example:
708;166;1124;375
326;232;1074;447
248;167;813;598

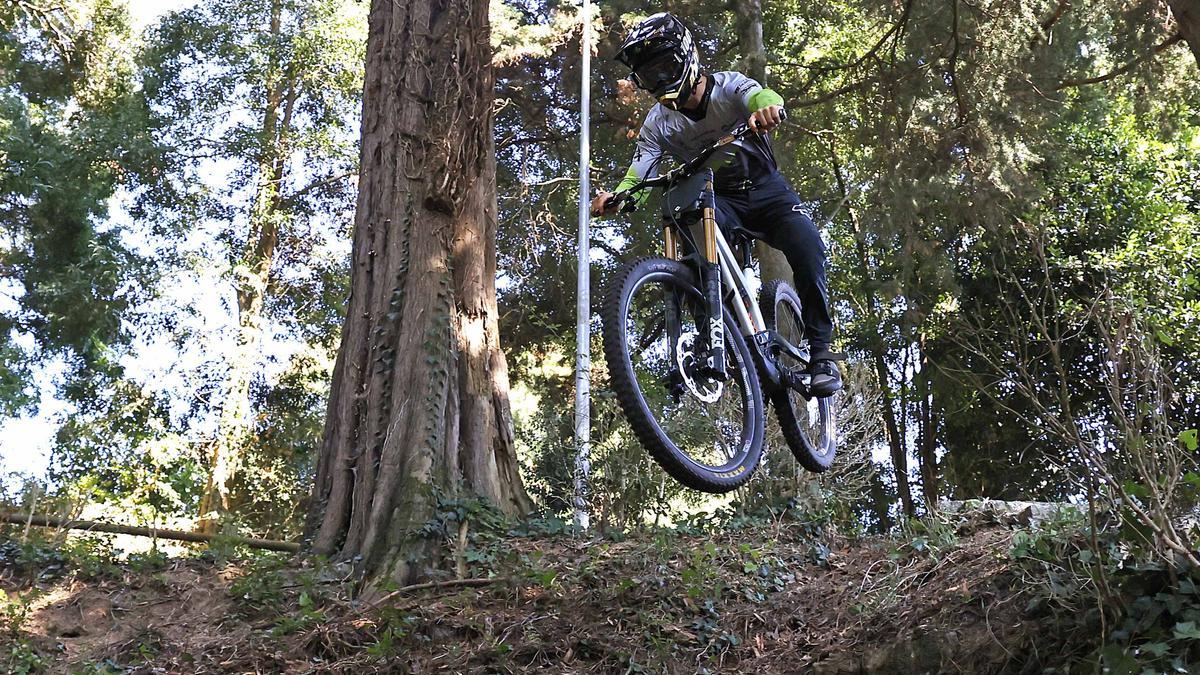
630;51;683;93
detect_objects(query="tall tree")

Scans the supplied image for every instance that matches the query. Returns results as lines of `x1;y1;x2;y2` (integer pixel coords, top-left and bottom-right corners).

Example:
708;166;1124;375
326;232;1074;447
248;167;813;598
0;0;158;416
1165;0;1200;65
140;0;365;532
305;0;531;583
731;0;793;290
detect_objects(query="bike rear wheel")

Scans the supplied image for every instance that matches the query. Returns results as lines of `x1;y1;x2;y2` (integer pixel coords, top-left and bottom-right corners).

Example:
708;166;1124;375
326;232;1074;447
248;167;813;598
602;257;765;493
759;279;837;472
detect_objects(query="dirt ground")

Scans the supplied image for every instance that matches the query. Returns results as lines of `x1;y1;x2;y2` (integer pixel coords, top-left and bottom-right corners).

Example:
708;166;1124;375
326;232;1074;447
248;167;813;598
1;518;1097;673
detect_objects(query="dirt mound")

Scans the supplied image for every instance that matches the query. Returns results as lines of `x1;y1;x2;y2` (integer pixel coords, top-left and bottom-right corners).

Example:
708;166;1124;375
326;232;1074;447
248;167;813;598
1;520;1093;673
4;559;268;672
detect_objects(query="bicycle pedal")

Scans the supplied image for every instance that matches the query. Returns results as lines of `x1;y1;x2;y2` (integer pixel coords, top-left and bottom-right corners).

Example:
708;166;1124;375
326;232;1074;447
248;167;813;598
783;369;811;396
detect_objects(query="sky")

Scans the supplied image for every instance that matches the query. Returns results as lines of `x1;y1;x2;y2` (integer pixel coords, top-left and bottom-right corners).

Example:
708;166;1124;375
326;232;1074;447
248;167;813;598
127;0;188;28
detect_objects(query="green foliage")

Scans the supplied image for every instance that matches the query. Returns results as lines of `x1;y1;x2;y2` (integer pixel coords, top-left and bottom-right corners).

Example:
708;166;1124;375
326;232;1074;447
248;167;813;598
23;0;367;536
1006;514;1200;672
50;383;200;520
269;590;326;636
365;611;423;659
0;533;122;583
1;588;44;675
896;516;961;562
0;0;164;411
228;554;290;611
492;0;1196;536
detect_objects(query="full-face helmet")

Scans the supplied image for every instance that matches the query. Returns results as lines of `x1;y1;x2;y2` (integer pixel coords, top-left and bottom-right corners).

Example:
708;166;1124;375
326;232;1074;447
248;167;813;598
615;13;701;110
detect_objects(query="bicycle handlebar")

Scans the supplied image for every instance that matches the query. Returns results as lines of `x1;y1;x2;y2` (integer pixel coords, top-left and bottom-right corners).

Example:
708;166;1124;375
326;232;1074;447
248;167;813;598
602;111;786;214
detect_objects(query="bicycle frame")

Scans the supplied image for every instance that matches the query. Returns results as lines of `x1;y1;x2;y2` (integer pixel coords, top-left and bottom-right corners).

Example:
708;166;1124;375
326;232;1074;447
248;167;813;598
607;119;812;395
660;177;810;397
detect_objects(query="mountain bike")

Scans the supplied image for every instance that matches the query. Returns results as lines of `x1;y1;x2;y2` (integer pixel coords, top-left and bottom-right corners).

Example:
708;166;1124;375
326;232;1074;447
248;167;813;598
600;123;837;493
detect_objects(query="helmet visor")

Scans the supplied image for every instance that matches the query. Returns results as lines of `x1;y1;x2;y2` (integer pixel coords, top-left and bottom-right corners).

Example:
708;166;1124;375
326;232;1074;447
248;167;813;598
631;51;683;93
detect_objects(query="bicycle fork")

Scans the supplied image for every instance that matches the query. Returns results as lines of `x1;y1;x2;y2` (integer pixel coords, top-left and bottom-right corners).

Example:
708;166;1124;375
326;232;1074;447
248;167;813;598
700;191;727;379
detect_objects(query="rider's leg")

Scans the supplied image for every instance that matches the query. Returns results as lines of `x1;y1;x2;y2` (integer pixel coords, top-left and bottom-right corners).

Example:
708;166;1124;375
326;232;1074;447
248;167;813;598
713;193;749;234
749;180;834;351
748;175;841;395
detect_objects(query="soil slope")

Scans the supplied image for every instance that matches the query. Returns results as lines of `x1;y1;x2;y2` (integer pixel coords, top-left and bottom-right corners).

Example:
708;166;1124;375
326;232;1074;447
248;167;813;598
1;518;1095;673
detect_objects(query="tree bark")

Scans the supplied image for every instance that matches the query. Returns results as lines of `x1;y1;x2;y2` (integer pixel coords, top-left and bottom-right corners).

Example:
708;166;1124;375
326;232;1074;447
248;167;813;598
198;0;295;533
878;352;915;517
1165;0;1200;67
304;0;531;585
733;0;768;84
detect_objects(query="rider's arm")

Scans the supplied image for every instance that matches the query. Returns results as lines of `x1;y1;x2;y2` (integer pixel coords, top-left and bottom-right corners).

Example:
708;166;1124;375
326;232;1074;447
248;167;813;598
612;124;665;210
726;72;785;131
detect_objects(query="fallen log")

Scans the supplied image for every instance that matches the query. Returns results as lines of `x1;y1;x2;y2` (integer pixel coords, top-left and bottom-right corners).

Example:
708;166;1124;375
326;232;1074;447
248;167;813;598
937;499;1076;527
0;511;300;553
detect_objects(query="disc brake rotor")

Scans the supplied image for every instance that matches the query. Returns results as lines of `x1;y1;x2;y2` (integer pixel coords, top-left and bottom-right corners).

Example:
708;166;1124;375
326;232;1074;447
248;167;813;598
675;331;723;403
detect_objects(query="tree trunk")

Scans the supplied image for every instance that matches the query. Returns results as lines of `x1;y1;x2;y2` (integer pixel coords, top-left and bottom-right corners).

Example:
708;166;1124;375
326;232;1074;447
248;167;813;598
916;334;938;510
1166;0;1200;67
304;0;531;585
835;154;916;518
732;0;792;289
876;352;915;517
733;0;768;84
198;0;294;533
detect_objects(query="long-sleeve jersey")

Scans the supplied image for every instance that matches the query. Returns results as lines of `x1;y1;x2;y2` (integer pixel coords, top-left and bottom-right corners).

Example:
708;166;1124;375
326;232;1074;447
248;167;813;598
615;71;785;203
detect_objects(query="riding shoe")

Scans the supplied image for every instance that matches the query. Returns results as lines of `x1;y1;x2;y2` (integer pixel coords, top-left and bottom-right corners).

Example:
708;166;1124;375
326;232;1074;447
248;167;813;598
807;350;844;397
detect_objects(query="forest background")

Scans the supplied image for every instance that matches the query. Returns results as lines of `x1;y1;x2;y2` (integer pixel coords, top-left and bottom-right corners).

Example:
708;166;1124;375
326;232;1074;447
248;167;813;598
1;0;1197;543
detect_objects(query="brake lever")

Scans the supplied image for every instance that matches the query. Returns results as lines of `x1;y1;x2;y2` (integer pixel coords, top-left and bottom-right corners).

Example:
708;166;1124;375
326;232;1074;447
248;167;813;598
746;108;788;135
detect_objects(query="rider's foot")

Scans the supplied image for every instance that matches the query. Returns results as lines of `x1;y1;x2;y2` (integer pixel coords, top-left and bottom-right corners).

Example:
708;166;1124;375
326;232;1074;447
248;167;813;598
807;350;843;397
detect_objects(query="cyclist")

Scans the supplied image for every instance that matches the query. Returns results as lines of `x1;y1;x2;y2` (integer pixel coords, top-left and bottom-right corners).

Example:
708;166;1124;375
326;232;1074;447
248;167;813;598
591;12;842;396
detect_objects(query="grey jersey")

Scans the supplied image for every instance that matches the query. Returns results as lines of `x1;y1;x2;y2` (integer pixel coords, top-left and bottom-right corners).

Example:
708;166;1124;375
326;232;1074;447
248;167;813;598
624;71;778;193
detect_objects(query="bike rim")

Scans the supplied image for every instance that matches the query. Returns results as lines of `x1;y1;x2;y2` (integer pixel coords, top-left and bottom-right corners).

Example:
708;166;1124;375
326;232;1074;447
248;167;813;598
621;271;757;473
775;296;836;457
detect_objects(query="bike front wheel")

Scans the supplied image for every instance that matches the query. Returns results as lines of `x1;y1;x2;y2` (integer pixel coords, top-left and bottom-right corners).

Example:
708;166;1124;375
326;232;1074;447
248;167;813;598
601;257;765;493
759;279;837;472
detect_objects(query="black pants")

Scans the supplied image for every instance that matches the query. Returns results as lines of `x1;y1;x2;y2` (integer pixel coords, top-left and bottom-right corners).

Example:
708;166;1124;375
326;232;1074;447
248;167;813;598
713;172;834;350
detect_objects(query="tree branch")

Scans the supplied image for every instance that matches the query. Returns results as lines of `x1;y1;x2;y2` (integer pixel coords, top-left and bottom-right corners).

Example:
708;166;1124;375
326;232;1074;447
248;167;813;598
784;0;915;75
948;0;968;128
1039;0;1070;33
1;511;300;552
282;171;356;206
1057;33;1183;89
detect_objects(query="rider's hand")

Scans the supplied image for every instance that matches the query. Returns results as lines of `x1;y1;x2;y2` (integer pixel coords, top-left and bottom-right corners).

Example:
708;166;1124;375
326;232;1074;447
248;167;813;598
748;105;784;134
591;191;620;217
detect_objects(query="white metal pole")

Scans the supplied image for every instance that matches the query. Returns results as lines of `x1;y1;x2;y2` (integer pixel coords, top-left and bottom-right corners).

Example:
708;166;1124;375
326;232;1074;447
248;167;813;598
572;0;592;531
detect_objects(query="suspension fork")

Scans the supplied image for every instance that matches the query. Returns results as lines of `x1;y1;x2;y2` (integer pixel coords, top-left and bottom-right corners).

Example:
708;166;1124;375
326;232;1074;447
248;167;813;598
701;181;726;378
663;226;684;396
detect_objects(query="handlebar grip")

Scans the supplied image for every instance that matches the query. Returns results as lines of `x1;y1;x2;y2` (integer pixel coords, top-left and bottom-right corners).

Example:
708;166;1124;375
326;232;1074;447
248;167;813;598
603;192;637;214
